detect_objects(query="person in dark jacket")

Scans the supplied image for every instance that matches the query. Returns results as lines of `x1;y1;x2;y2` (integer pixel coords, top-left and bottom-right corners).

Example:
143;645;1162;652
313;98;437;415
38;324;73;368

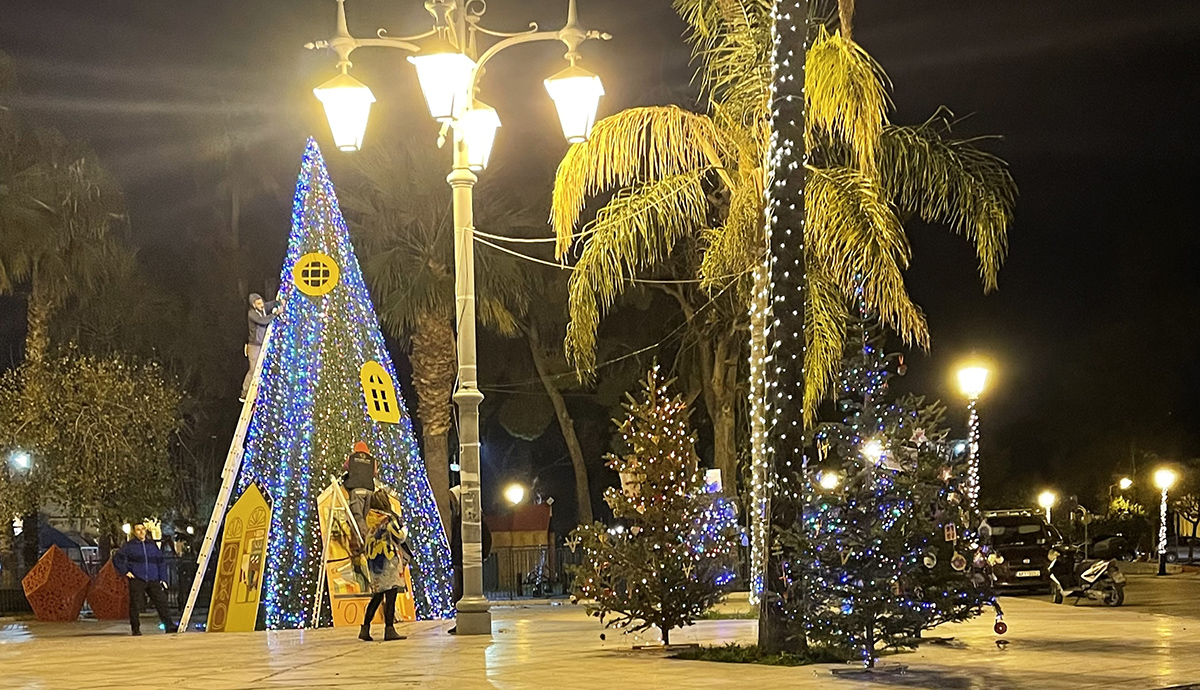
113;523;176;636
359;490;410;642
342;441;377;553
241;292;283;401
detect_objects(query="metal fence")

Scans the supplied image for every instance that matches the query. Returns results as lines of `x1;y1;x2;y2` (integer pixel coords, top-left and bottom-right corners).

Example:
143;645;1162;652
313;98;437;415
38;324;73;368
483;546;581;600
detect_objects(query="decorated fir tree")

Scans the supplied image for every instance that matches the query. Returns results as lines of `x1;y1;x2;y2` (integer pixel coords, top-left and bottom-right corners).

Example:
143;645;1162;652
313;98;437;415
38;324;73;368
798;314;990;665
236;139;453;628
568;367;739;645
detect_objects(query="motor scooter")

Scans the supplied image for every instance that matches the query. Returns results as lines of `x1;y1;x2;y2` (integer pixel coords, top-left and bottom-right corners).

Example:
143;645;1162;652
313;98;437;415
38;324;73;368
1047;544;1125;606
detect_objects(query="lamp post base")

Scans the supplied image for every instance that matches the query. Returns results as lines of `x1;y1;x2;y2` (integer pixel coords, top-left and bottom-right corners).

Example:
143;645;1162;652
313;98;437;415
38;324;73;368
1158;553;1168;576
454;597;492;635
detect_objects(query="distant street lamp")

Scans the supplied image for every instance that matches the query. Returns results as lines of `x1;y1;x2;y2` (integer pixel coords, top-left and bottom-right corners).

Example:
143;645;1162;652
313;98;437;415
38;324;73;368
8;450;31;473
1037;490;1057;524
1108;476;1133;506
957;365;989;515
504;483;527;506
1155;468;1178;576
307;0;610;637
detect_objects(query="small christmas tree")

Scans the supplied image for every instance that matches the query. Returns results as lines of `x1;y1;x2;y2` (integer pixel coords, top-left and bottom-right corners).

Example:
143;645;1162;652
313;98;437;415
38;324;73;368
568;367;739;645
798;314;990;666
235;139;453;628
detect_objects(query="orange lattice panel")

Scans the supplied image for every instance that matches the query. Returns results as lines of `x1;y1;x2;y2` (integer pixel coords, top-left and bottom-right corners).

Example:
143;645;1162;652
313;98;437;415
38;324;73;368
22;545;90;622
87;559;129;620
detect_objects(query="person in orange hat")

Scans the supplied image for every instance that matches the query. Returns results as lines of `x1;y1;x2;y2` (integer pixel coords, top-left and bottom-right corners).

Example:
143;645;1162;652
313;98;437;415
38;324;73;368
342;441;378;553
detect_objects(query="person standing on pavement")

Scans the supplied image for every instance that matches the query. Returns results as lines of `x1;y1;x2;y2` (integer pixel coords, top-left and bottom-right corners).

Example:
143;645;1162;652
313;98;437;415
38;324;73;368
359;490;410;642
241;292;283;402
113;523;176;636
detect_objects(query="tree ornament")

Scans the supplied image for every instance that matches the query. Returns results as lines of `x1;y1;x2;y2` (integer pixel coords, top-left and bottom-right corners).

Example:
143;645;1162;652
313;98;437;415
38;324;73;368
951;553;968;572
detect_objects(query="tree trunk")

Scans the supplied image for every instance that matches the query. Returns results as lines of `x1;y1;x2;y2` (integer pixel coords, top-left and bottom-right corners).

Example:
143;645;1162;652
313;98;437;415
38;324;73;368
24;291;52;370
410;312;458;533
759;0;810;655
0;521;17;589
1191;520;1196;563
527;326;593;525
707;333;740;498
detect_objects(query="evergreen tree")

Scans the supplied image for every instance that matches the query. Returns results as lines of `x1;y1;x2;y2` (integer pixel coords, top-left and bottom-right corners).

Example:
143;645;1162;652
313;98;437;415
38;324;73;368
796;314;991;666
568;367;739;644
235;139;452;628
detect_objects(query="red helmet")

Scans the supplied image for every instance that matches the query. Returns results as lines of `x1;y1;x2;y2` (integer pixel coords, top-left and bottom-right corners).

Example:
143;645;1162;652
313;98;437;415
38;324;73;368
353;441;369;454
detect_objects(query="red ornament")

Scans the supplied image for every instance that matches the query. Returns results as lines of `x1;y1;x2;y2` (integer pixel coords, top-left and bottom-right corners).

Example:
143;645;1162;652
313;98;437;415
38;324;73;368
87;559;130;620
994;620;1008;635
22;545;90;622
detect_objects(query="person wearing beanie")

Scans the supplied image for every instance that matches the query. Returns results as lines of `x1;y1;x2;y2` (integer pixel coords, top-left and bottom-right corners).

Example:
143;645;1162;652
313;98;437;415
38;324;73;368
241;291;283;401
343;441;378;553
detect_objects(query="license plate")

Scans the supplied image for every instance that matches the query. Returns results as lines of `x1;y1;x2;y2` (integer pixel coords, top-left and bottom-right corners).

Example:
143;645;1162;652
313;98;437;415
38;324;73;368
1015;570;1041;578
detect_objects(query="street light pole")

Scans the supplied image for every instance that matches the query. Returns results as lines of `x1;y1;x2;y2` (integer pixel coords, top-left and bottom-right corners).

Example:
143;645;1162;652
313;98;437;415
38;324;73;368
957;365;988;518
1155;468;1178;577
309;0;609;636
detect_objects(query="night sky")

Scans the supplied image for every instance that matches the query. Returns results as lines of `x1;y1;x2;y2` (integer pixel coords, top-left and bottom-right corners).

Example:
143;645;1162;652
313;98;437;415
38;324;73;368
2;0;1198;508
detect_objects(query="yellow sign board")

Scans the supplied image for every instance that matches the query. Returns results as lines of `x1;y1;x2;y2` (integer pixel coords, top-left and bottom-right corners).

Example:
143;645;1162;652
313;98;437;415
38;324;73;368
360;361;401;424
292;252;340;296
316;483;415;627
208;483;271;632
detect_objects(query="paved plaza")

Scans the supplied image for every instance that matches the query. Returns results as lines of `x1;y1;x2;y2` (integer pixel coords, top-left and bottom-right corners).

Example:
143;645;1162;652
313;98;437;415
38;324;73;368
4;576;1200;689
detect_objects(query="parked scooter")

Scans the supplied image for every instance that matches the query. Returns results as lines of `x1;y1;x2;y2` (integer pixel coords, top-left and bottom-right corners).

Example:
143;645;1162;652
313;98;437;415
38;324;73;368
1048;544;1126;606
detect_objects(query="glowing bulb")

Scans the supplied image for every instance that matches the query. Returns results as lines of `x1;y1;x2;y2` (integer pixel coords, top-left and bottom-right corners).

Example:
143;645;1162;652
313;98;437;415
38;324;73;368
817;471;841;491
1154;468;1177;491
861;439;884;464
408;41;476;122
1118;477;1133;491
504;483;527;505
1037;491;1057;510
8;451;31;471
544;64;605;143
312;73;376;152
957;366;989;400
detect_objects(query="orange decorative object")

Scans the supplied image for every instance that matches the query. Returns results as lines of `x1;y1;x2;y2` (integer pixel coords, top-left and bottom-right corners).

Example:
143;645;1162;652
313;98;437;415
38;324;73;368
87;559;130;620
22;545;90;622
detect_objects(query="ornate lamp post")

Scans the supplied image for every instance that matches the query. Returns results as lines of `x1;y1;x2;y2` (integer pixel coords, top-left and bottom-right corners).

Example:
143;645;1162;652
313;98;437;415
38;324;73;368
957;365;989;516
307;0;610;636
1155;467;1178;576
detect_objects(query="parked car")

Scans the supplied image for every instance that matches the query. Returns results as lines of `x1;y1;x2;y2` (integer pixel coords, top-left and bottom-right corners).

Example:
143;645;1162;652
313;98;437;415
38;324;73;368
1076;533;1137;561
1163;536;1200;563
982;510;1062;592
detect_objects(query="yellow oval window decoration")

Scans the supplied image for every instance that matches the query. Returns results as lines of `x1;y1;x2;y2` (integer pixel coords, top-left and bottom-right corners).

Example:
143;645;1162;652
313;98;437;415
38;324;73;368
360;361;401;424
292;252;340;296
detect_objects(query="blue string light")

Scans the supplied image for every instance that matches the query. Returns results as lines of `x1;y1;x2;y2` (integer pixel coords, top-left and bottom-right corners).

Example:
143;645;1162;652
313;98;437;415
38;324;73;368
236;138;453;628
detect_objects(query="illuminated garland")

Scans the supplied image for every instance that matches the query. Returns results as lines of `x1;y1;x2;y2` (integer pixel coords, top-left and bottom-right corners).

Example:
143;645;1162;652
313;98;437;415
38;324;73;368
236;138;453;628
965;399;980;516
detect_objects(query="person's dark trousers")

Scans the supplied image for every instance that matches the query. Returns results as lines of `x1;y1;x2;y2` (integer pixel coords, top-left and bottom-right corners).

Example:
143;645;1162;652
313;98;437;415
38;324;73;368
128;578;175;634
348;488;372;546
364;589;397;625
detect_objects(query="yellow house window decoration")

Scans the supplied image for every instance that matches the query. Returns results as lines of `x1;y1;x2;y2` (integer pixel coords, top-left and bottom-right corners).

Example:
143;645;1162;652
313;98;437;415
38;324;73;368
360;361;400;424
292;252;340;296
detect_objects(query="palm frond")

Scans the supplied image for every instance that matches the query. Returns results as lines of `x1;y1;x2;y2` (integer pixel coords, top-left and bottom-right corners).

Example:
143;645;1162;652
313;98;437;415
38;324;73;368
552;107;721;257
878;117;1016;291
806;165;928;347
805;25;890;172
564;170;711;375
803;262;848;425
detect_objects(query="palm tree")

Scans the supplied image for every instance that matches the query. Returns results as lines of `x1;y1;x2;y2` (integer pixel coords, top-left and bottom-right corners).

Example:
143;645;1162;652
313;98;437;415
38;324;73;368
549;0;1015;651
339;131;529;530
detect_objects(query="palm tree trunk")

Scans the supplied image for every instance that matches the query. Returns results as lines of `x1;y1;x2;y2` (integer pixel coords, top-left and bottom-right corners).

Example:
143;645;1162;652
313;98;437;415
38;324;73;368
759;0;810;655
526;326;593;525
708;334;739;498
0;521;16;589
24;290;52;370
410;312;458;533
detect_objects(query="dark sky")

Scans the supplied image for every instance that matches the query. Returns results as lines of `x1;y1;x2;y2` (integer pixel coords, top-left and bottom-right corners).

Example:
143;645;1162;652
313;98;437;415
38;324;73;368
2;0;1199;507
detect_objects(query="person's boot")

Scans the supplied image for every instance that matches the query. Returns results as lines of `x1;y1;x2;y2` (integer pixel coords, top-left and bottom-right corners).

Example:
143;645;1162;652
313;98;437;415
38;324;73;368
358;623;373;641
384;625;405;641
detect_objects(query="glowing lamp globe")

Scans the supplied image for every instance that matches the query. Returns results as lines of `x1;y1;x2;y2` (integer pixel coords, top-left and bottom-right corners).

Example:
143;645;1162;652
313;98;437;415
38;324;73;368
861;439;884;465
408;42;476;123
458;103;501;171
1037;490;1057;510
1154;468;1178;491
9;450;31;471
544;64;604;143
313;73;376;152
1118;477;1133;491
504;483;526;506
957;366;989;400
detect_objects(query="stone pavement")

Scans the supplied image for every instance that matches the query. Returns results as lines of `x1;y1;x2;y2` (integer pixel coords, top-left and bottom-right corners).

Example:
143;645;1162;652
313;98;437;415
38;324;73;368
3;593;1200;689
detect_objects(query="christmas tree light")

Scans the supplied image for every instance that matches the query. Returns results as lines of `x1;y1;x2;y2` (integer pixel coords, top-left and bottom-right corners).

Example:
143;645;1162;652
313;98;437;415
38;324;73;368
237;139;453;628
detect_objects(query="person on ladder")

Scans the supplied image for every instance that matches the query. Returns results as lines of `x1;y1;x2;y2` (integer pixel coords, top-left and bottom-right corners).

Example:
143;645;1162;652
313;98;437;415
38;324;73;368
241;292;283;402
343;441;378;555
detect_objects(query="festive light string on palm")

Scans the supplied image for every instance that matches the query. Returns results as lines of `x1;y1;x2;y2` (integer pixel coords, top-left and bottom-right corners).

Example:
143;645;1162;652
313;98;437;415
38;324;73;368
307;0;611;636
957;366;988;516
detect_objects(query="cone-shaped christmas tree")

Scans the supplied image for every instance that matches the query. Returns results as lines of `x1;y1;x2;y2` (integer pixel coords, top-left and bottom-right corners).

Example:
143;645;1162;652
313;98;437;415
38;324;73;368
237;139;453;628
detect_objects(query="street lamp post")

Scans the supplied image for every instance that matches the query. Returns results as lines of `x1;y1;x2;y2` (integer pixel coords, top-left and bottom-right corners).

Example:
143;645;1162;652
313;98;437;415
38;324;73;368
1155;468;1178;577
308;0;609;637
957;366;989;516
1037;490;1057;524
